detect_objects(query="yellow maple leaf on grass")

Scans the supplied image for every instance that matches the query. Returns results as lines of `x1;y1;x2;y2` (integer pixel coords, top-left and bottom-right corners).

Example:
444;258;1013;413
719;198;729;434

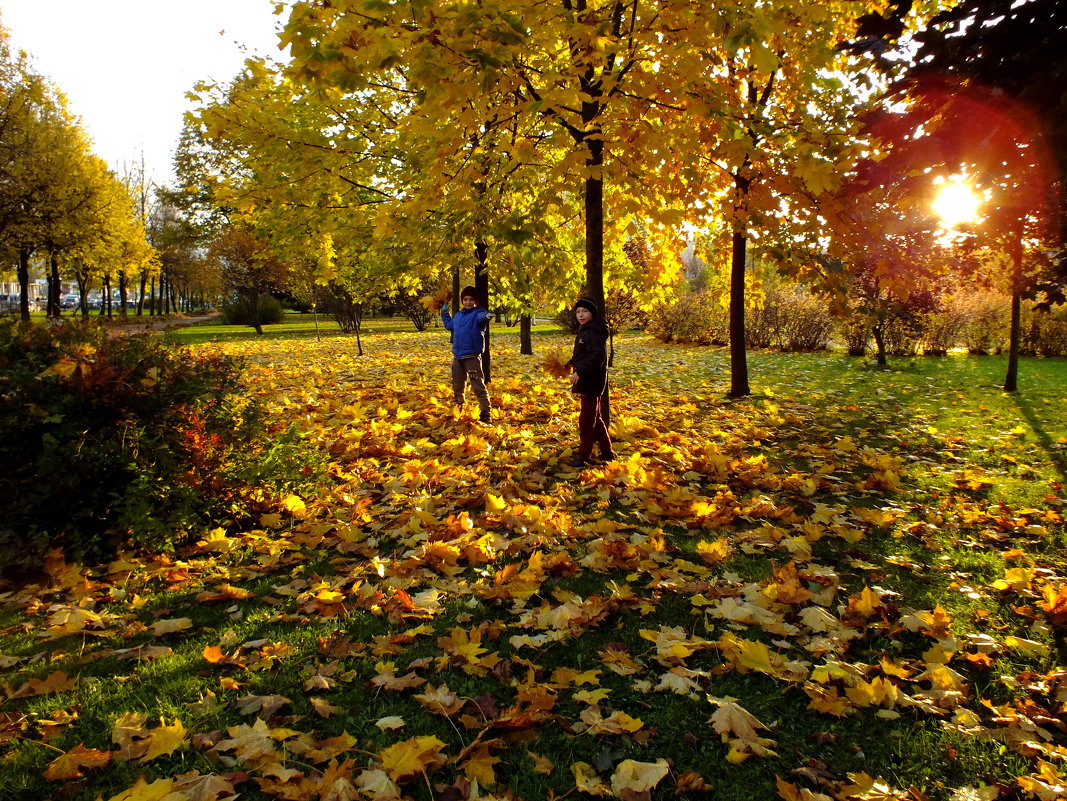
708;696;777;762
104;776;187;801
611;759;670;797
43;743;111;781
572;761;609;796
149;617;192;636
378;735;448;783
5;670;77;701
142;719;187;761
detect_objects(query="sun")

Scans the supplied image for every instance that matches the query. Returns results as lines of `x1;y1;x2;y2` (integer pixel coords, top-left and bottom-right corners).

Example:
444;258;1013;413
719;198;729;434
932;179;982;227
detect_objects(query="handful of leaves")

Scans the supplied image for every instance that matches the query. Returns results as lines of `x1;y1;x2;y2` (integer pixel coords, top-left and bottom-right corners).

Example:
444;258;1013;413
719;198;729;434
541;350;572;379
419;287;453;313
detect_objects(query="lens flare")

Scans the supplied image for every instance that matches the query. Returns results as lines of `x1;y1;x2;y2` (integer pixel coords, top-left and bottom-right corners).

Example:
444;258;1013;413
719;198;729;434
932;180;982;227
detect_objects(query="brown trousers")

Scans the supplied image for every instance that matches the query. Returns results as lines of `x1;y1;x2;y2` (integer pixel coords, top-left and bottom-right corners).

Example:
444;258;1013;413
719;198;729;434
577;392;612;459
451;356;490;415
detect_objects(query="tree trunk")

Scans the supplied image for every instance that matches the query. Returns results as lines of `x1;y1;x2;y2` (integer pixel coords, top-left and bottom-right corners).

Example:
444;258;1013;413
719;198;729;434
873;325;888;367
354;302;364;356
1004;233;1023;392
103;274;112;319
728;230;750;397
76;268;89;318
137;273;148;316
118;270;128;318
475;240;491;383
17;248;32;324
47;252;61;319
450;266;460;346
584;139;606;315
520;313;533;355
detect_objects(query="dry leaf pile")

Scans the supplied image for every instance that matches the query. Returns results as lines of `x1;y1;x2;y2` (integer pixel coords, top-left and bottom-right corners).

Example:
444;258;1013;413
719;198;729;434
1;333;1065;801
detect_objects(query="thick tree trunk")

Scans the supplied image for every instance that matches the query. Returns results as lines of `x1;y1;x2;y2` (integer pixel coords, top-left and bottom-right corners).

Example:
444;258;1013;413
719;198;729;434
520;314;533;355
873;326;888;367
475;240;491;383
728;230;750;397
584;137;613;425
584;140;606;315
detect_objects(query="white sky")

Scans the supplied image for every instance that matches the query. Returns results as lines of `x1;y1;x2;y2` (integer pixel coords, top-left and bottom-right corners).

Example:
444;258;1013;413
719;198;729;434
0;0;289;187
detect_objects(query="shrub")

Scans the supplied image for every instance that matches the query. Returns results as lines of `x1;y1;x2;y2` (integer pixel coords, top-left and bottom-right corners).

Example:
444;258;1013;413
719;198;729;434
220;293;285;326
648;291;729;345
747;284;834;352
0;319;321;573
955;292;1010;355
1021;305;1067;356
919;299;969;355
837;308;870;356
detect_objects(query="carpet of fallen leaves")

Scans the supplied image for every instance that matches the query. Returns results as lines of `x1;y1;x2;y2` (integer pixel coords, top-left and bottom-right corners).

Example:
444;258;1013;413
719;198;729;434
2;332;1066;801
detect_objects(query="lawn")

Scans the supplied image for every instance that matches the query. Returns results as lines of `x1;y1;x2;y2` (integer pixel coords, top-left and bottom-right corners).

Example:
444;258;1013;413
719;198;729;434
1;321;1065;801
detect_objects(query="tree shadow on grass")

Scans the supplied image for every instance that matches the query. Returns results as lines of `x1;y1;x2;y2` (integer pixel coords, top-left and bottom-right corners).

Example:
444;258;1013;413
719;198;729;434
1012;393;1067;485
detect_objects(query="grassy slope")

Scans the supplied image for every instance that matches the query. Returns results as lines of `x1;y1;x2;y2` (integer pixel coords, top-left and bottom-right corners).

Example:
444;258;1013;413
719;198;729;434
1;321;1064;801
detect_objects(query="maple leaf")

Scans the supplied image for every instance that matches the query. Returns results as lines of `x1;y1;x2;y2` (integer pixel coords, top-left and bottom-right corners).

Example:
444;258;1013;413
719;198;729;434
676;770;713;793
776;776;835;801
655;666;708;696
1039;583;1067;631
572;761;609;796
213;718;282;764
317;758;360;801
378;735;448;782
708;696;777;758
370;661;426;691
195;584;254;603
311;697;343;718
5;670;77;701
356;768;401;800
530;752;555;774
235;694;291;718
43;742;111;781
112;712;150;762
149;617;193;636
171;771;239;801
718;632;781;677
414;684;465;716
460;742;501;785
580;706;644;735
610;759;669;797
142;718;187;761
104;776;186;801
45;605;105;638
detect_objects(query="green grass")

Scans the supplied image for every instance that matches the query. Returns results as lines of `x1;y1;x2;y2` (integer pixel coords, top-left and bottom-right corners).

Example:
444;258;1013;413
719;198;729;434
1;332;1065;801
163;312;566;347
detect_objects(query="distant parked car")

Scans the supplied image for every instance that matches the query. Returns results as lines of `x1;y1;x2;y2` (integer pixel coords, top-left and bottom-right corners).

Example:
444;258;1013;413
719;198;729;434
60;295;80;310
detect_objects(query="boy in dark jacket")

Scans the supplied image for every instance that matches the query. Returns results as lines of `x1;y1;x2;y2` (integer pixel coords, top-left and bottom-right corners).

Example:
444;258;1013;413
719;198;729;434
441;286;493;422
567;298;614;466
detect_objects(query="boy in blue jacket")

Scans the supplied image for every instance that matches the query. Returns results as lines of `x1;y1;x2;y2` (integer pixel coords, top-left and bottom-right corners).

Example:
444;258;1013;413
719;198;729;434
441;286;493;422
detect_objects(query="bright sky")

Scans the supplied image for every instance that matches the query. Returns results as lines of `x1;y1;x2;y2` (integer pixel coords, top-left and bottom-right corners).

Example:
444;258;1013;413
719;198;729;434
0;0;288;187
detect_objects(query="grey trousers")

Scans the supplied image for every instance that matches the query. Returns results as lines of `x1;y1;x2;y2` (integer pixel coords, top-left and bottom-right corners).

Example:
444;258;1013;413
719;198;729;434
451;356;490;414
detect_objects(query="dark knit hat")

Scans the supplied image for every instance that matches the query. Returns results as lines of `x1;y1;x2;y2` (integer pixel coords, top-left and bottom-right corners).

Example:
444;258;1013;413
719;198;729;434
460;285;478;302
574;298;598;316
